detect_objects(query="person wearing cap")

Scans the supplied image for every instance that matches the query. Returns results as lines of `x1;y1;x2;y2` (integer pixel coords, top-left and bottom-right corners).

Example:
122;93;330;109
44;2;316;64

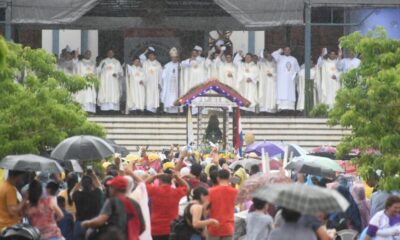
146;169;189;240
126;56;146;112
181;47;207;94
97;49;123;112
139;47;162;113
81;176;145;240
161;47;180;113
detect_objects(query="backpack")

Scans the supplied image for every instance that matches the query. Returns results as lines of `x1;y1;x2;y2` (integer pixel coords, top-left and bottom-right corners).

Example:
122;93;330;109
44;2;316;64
170;203;198;240
0;224;41;240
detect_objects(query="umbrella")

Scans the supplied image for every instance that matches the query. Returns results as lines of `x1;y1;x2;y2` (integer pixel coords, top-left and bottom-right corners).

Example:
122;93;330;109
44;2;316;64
0;154;63;174
245;141;284;158
64;159;84;173
229;158;282;171
285;161;336;178
51;135;115;161
104;139;129;157
236;172;291;204
310;146;337;159
253;183;350;214
293;155;344;173
287;144;308;158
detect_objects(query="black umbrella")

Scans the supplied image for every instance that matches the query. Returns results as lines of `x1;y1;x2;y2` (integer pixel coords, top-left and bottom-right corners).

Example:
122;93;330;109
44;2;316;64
51;135;115;161
63;159;84;173
104;139;129;157
285;161;335;178
0;154;64;174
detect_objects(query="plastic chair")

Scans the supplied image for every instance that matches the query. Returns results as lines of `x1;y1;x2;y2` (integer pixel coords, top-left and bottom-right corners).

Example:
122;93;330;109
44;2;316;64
336;229;359;240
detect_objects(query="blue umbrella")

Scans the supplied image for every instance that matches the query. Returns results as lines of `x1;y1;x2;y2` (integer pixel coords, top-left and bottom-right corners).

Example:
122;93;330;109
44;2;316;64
245;141;284;158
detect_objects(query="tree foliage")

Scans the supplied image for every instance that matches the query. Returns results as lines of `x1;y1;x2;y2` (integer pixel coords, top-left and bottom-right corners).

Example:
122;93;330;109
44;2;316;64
0;37;104;158
329;28;400;190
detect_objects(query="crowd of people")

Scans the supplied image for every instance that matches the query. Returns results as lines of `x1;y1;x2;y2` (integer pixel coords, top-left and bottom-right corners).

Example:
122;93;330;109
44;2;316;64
0;145;399;240
57;42;361;115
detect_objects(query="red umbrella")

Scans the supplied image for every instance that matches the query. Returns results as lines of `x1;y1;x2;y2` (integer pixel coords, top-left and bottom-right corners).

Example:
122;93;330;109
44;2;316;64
310;146;337;159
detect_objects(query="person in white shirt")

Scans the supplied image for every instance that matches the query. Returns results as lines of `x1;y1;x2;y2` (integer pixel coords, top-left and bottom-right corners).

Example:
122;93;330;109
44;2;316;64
272;47;300;111
338;50;361;72
316;49;341;109
139;48;163;113
180;47;207;94
97;50;123;111
234;52;259;112
126;56;146;112
75;50;97;113
161;47;180;113
258;49;277;113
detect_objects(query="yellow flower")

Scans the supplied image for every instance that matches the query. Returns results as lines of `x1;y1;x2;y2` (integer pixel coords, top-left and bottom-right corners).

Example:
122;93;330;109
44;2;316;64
126;154;140;163
148;153;160;162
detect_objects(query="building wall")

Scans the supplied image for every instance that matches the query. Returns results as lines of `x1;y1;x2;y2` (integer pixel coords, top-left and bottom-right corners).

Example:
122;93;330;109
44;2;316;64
230;31;265;55
346;9;400;39
41;29;98;57
265;26;344;65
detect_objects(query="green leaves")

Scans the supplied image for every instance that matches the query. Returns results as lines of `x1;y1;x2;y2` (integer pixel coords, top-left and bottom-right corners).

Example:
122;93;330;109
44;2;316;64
0;38;104;159
331;28;400;190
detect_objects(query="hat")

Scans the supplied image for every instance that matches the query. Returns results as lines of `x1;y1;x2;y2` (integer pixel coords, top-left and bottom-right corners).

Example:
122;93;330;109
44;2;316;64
163;161;175;171
194;45;203;52
148;46;155;52
169;47;178;57
216;40;224;47
107;176;128;190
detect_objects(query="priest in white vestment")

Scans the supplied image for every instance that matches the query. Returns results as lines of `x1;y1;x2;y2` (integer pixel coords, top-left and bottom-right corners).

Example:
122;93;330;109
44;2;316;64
140;49;163;113
234;52;259;111
75;50;97;113
126;56;146;112
316;49;341;109
58;50;78;75
180;48;207;93
337;51;361;72
258;49;277;113
217;53;237;90
272;47;300;111
297;62;317;111
161;47;180;113
97;50;123;111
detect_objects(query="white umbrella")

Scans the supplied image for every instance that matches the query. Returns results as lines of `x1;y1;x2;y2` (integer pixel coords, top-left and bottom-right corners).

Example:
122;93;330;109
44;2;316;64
0;154;63;174
253;183;349;215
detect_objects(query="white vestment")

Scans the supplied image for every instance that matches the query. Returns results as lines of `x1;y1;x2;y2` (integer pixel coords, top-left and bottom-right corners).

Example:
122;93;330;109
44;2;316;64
180;58;207;94
297;65;316;111
142;59;162;112
161;61;179;113
75;59;97;113
235;59;259;111
205;58;219;80
338;57;361;72
272;49;300;110
126;65;146;111
58;59;78;75
97;58;123;111
258;59;277;112
316;57;341;108
217;59;237;90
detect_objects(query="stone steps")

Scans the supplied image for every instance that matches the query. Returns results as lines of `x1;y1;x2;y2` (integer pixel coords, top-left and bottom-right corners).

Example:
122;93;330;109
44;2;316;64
89;116;350;152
